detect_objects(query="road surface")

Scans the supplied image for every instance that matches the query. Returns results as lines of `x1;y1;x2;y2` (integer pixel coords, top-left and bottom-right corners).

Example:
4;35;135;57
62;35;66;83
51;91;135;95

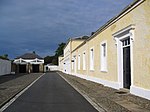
3;72;98;112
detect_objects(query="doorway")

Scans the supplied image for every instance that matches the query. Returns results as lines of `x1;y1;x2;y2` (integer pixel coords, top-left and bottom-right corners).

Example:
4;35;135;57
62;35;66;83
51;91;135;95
19;65;26;73
122;38;131;89
113;25;135;90
32;64;39;73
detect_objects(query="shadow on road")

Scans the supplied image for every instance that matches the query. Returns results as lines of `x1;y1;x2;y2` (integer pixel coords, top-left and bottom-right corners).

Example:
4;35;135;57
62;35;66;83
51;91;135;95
0;74;27;84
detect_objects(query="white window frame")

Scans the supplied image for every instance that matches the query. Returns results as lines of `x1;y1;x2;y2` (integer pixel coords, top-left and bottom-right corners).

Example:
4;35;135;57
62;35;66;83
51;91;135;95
90;47;94;70
100;41;107;72
78;54;80;70
71;57;74;70
83;51;86;70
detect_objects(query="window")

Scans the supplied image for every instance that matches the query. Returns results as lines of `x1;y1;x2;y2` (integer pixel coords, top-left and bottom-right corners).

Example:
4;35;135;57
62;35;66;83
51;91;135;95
78;54;80;70
102;43;106;57
83;52;86;70
71;58;74;70
90;48;94;70
101;42;107;72
122;37;130;47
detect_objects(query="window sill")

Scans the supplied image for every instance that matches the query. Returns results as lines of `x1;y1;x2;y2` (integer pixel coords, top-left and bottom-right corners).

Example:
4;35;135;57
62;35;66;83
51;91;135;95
100;69;108;73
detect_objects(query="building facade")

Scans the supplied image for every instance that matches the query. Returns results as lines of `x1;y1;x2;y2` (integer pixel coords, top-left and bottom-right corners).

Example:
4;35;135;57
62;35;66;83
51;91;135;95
14;53;44;73
63;36;88;74
59;0;150;100
58;55;64;72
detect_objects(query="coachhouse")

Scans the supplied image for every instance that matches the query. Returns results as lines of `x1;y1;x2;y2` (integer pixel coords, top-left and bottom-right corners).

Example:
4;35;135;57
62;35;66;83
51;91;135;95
13;53;44;73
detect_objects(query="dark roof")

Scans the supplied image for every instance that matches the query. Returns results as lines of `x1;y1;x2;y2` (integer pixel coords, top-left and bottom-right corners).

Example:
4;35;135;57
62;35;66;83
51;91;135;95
15;53;43;59
72;36;89;40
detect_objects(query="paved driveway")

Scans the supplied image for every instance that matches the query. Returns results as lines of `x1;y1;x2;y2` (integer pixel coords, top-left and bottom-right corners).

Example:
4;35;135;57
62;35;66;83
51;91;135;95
3;72;98;112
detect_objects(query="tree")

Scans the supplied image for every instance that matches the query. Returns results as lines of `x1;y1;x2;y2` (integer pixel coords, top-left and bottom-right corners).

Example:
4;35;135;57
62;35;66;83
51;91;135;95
0;54;9;60
52;57;58;65
44;42;66;65
44;56;55;65
55;43;66;57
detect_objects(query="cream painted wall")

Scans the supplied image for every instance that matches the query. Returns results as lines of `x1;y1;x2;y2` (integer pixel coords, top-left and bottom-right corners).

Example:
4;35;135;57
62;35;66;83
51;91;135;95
131;0;150;89
61;0;150;100
58;56;64;71
63;39;86;74
71;0;150;90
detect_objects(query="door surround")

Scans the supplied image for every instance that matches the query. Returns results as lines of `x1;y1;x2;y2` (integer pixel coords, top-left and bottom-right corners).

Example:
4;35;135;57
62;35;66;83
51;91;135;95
113;24;135;89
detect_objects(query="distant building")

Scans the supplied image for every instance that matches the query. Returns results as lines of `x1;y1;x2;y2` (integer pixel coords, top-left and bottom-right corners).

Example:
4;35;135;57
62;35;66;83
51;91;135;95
63;36;88;74
13;53;44;73
44;63;58;72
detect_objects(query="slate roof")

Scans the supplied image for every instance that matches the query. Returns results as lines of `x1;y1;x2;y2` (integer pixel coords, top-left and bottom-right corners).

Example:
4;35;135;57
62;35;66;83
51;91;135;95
15;53;43;59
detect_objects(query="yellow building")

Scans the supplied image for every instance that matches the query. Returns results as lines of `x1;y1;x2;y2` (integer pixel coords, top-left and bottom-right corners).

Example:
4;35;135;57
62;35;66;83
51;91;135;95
58;55;64;72
59;0;150;100
62;36;88;74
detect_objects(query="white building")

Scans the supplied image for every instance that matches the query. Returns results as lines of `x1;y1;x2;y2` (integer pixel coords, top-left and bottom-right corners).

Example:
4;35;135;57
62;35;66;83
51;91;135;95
0;59;11;76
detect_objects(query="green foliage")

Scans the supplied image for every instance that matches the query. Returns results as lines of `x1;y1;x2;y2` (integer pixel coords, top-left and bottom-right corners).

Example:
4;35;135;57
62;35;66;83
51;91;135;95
44;42;66;65
0;54;9;60
55;43;66;57
52;57;58;65
44;56;55;65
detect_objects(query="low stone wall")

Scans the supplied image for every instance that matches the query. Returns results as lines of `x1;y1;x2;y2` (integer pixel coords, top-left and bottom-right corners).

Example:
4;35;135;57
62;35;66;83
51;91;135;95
0;59;11;76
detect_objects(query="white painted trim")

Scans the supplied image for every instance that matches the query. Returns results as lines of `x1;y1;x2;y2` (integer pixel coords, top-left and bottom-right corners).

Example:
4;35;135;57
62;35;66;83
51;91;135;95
131;85;150;100
63;70;150;100
83;51;86;70
129;29;135;88
14;58;44;64
100;40;108;72
71;57;74;70
113;25;135;37
74;55;77;74
78;54;81;70
70;72;119;89
113;24;135;89
90;47;94;71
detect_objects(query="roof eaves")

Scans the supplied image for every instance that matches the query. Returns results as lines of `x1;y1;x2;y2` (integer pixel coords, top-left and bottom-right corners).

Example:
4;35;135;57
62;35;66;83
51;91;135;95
87;0;145;42
71;40;87;53
63;38;71;50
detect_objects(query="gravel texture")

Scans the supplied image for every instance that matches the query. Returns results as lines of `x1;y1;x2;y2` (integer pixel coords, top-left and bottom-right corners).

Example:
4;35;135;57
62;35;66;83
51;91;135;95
0;73;43;107
58;72;150;112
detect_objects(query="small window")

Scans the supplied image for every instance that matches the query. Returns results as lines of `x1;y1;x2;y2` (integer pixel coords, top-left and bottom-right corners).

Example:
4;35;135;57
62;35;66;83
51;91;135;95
71;58;74;70
122;38;130;47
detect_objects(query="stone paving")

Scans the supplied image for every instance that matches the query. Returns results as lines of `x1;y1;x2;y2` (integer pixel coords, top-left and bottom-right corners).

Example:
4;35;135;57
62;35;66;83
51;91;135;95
0;73;43;107
58;72;150;112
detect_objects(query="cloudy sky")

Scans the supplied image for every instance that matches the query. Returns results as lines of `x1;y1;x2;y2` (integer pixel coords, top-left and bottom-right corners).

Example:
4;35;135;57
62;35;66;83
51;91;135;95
0;0;133;59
